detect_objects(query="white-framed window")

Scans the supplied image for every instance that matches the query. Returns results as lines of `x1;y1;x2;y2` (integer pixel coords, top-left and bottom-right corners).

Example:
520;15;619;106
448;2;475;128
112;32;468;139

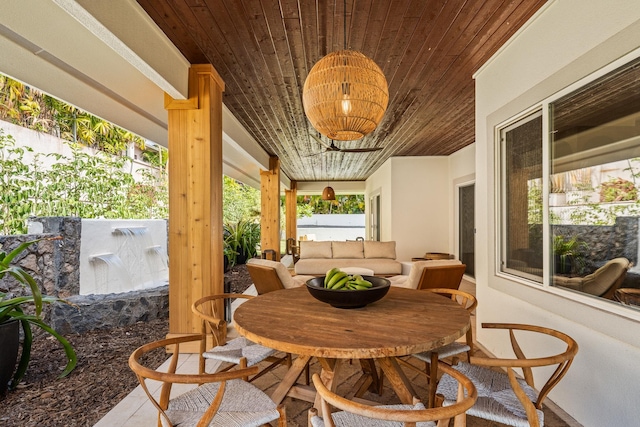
498;51;640;311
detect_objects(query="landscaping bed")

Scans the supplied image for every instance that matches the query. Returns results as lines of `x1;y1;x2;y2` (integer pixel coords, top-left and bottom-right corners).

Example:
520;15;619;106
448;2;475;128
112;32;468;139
0;264;253;427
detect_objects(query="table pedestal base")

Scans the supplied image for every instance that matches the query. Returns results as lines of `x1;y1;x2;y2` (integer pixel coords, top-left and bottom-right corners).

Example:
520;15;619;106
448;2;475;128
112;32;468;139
270;355;418;417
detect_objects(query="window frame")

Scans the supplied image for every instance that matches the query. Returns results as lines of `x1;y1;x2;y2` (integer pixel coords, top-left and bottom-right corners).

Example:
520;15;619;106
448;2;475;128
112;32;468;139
495;46;640;320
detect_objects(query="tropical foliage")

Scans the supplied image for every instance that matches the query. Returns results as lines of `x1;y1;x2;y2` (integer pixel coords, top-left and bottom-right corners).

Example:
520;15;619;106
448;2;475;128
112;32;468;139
296;194;365;214
0;129;168;234
0;75;146;154
553;235;588;274
223;219;261;267
0;237;77;389
222;176;261;223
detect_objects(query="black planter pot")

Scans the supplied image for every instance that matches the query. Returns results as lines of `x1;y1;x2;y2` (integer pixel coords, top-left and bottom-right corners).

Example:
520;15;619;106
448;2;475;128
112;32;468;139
0;319;20;394
554;254;573;275
235;250;249;266
224;254;230;273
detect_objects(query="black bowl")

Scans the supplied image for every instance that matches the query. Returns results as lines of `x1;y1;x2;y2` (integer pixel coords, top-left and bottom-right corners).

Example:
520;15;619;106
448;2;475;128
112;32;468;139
305;275;391;309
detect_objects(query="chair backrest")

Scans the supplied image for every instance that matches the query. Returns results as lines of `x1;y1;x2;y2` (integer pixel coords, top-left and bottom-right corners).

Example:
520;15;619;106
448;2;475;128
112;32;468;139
471;323;578;411
583;257;630;299
191;293;253;350
417;264;467;290
128;334;260;427
425;288;477;351
310;362;477;426
247;262;286;294
247;258;296;293
424;288;477;309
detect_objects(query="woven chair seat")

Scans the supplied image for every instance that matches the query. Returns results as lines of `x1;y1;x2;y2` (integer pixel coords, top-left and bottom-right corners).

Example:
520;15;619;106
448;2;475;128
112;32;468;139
412;341;471;361
310;403;437;427
203;337;276;366
437;362;543;427
164;379;281;427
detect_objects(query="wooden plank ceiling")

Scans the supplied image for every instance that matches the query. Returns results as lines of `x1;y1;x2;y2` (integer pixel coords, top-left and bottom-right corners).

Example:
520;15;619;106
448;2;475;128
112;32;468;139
137;0;546;182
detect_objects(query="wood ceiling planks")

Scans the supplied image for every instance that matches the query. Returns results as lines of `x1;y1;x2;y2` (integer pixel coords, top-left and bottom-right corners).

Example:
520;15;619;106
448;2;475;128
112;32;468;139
137;0;547;182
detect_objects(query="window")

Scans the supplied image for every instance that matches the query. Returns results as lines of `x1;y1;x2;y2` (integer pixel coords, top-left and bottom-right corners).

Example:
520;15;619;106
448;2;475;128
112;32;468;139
499;111;543;282
499;53;640;310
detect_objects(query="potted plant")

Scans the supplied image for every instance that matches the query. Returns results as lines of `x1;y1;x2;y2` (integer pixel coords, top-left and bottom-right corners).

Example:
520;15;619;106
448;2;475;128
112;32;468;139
0;237;77;394
553;235;587;275
223;219;261;266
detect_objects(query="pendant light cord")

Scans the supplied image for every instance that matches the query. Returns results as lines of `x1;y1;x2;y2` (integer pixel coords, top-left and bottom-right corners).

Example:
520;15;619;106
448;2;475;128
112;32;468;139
343;0;347;50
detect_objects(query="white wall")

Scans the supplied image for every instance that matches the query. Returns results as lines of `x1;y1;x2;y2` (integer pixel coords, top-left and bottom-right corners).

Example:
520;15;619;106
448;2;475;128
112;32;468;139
366;155;474;262
390;157;451;261
365;160;392;241
475;1;640;426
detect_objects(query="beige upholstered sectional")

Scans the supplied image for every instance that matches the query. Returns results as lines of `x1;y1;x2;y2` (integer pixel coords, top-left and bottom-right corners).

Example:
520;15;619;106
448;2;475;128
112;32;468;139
294;240;402;275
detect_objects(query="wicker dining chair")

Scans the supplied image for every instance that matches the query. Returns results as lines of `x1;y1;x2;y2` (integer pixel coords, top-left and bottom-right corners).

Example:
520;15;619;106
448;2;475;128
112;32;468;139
405;288;477;408
436;323;578;427
128;334;286;427
308;362;477;427
191;293;289;381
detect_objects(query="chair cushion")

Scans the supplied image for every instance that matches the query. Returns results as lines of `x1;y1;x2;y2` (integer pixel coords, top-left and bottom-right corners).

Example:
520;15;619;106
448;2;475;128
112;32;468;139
387;275;412;288
437;362;543;427
363;241;396;259
246;258;298;288
310;402;437;427
299;241;333;259
164;379;280;427
203;337;276;366
332;241;365;258
412;341;471;361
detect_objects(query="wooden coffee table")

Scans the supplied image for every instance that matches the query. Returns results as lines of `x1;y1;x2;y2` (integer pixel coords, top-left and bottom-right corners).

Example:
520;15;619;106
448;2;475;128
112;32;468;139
234;286;470;410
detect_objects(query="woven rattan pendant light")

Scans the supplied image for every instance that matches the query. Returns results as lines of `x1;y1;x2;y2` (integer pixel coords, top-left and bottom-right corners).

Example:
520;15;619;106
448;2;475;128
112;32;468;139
303;1;388;141
322;184;336;200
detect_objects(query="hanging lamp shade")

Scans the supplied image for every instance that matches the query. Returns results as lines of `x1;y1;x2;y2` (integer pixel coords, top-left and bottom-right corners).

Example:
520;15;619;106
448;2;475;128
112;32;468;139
322;186;336;201
303;50;389;141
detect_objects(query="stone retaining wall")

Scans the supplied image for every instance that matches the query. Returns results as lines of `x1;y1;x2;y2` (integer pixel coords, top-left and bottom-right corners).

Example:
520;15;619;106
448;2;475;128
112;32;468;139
50;285;169;334
0;217;168;333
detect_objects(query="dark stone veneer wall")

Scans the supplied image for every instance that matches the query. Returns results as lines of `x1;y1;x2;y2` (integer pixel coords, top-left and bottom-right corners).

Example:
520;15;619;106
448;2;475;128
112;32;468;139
0;217;168;334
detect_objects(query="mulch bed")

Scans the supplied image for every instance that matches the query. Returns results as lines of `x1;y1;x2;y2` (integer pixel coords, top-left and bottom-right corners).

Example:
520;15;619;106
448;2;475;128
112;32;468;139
0;263;253;427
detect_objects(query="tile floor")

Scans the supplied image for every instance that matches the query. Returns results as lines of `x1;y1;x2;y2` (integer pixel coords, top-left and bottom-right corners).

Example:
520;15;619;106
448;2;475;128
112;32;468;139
94;279;582;427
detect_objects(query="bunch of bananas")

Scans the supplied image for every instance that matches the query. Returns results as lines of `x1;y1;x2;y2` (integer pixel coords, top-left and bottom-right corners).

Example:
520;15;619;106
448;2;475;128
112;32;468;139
323;268;373;290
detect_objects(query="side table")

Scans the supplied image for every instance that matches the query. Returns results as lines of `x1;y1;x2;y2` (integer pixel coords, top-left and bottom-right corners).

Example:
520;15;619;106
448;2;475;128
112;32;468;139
411;252;454;262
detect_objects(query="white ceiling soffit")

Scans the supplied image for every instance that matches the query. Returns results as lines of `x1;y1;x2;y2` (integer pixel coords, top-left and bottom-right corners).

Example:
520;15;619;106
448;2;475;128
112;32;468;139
0;0;185;146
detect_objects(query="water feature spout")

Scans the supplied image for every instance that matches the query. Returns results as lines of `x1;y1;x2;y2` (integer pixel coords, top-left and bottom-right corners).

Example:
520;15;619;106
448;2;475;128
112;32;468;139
112;226;148;235
88;252;132;294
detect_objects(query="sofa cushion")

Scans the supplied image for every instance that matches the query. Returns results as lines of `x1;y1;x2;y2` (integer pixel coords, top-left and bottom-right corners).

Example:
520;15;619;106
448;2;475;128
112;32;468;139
332;241;364;259
363;241;396;259
299;241;332;259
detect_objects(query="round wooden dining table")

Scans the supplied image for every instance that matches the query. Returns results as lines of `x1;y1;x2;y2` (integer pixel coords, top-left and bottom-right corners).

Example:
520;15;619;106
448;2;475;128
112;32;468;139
234;285;470;410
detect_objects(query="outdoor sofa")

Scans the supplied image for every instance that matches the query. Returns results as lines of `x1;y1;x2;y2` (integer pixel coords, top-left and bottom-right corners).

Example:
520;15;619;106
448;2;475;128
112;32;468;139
293;240;402;276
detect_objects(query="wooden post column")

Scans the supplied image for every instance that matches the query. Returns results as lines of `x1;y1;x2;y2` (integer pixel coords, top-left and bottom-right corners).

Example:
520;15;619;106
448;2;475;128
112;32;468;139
285;180;297;245
260;157;281;261
165;64;225;341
